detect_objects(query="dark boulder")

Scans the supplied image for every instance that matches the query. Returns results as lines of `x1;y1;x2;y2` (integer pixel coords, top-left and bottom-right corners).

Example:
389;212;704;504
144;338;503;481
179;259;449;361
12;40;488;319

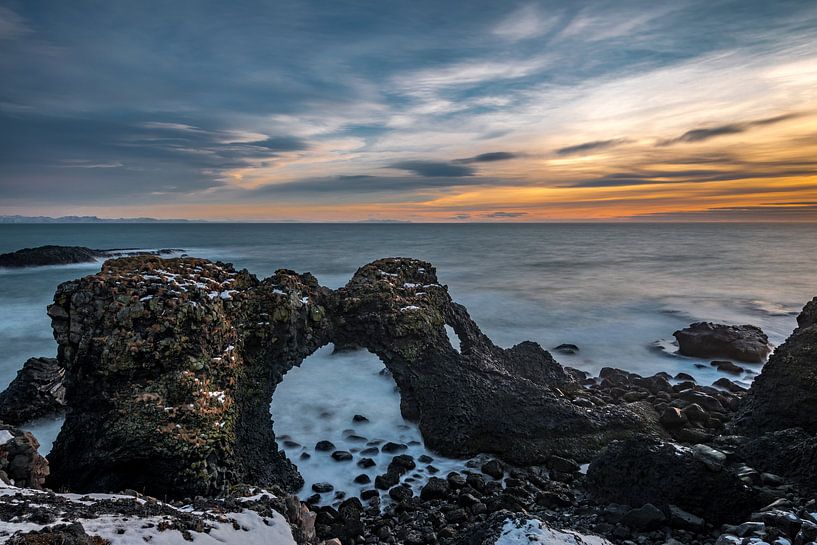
0;425;49;489
733;297;817;435
7;523;98;545
0;357;65;425
731;428;817;492
586;437;768;523
0;245;185;268
674;322;770;362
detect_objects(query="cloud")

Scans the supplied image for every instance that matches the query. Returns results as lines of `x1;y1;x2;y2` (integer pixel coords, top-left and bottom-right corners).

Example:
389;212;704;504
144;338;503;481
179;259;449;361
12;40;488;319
481;211;527;218
493;4;557;41
450;214;471;220
0;6;29;40
555;139;629;156
660;113;801;145
456;151;519;163
629;204;817;222
389;160;475;177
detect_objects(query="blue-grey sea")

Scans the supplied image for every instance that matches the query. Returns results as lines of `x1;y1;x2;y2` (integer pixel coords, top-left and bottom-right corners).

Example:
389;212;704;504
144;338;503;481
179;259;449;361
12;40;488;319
1;223;815;500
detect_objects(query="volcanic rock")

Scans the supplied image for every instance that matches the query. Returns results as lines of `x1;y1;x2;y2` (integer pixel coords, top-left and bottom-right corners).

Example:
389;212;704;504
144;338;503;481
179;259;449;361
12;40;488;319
673;322;770;362
0;357;65;425
0;425;49;489
734;297;817;435
586;437;768;523
43;255;665;498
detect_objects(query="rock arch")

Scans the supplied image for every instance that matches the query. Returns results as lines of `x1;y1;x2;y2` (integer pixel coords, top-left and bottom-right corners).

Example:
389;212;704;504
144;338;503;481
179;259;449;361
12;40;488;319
45;256;662;498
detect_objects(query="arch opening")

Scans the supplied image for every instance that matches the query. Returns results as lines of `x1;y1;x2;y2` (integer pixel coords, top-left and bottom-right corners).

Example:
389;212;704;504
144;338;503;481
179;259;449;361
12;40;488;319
270;343;468;506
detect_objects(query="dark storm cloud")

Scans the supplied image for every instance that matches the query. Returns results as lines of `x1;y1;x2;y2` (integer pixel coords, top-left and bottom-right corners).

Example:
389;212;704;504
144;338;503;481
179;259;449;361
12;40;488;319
247;173;496;196
0;111;307;201
659;113;801;145
389;161;475;177
456;151;519;163
555;139;629;155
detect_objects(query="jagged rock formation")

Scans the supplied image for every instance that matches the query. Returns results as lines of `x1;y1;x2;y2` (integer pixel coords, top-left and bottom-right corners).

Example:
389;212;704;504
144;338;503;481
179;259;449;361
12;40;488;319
0;357;65;425
585;437;770;524
673;322;770;362
0;245;183;268
0;425;49;489
44;255;663;498
733;297;817;435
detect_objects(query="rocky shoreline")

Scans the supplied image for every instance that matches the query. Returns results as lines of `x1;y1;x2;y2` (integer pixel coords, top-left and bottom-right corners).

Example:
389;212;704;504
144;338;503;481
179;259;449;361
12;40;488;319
0;254;815;545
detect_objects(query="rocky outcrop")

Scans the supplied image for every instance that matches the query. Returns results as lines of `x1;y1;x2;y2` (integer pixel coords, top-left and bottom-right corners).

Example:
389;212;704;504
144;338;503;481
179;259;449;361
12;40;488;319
333;259;664;466
0;245;183;268
44;255;662;498
673;322;770;362
448;513;612;545
46;256;331;497
0;425;49;489
0;357;65;425
585;437;770;524
728;428;817;493
733;297;817;435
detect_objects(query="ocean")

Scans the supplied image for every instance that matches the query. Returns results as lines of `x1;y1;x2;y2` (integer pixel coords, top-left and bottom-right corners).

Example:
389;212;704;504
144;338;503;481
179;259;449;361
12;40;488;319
1;222;815;501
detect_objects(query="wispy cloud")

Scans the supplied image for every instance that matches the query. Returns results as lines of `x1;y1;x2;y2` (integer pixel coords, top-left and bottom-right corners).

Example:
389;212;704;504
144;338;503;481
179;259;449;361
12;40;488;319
659;113;802;145
388;160;474;177
555;139;629;156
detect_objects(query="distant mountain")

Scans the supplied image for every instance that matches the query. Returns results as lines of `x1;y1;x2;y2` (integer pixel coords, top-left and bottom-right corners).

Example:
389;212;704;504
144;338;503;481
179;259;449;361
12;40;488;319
0;215;195;224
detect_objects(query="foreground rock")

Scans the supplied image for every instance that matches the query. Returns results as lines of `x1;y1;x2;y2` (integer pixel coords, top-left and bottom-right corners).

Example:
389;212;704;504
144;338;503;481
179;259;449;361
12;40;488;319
44;256;662;498
449;513;612;545
733;297;817;435
0;245;182;268
673;322;770;362
0;425;49;489
0;483;309;545
586;437;770;523
0;357;65;425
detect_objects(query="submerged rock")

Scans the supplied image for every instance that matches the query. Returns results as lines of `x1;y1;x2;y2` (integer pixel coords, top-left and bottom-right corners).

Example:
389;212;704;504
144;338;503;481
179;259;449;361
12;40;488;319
0;357;65;425
673;322;770;362
733;297;817;435
0;245;184;268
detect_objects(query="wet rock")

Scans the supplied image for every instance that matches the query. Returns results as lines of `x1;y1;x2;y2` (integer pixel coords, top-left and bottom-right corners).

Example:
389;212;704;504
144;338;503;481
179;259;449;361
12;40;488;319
713;377;746;393
381;441;407;453
352;414;369;423
388;485;413;502
587;437;768;523
331;451;353;462
734;297;817;435
711;360;745;374
673;322;770;362
387;454;415;475
374;471;399;490
659;407;688;428
622;503;666;530
480;459;503;479
312;482;334;493
668;504;706;531
357;457;376;469
420;476;448;500
353;474;371;484
0;245;183;268
0;357;65;425
553;343;580;355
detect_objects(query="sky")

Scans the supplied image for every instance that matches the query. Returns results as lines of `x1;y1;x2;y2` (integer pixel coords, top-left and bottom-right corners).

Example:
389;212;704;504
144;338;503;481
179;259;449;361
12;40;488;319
1;0;817;222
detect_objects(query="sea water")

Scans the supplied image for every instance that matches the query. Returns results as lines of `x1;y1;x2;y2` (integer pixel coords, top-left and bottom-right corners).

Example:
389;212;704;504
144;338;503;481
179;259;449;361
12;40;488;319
1;223;816;501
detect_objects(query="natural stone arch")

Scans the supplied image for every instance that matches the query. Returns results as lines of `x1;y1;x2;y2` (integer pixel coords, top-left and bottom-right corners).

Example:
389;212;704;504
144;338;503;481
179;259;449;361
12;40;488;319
45;255;664;498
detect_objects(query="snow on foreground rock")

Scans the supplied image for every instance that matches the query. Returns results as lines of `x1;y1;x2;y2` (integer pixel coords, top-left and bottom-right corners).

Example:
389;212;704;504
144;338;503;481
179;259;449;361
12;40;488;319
494;518;612;545
0;483;297;544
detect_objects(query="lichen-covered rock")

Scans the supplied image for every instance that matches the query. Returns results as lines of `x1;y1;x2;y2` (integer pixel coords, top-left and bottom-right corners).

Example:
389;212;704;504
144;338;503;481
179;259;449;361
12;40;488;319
673;322;771;362
0;357;65;425
0;425;49;489
585;437;769;524
333;258;665;465
45;255;663;498
733;297;817;435
46;257;331;497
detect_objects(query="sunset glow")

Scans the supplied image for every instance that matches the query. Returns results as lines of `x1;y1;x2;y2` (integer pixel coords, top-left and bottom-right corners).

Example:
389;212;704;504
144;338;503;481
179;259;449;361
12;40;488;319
1;1;816;221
